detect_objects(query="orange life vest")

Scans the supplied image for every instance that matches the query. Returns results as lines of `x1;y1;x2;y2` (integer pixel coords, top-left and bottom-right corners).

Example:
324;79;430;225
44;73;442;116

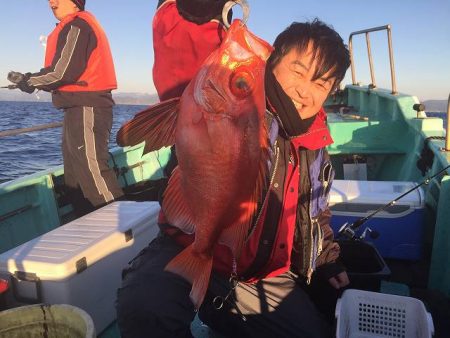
45;11;117;92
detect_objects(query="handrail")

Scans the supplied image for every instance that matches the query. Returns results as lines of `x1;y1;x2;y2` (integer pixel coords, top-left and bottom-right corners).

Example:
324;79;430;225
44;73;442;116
349;25;398;95
0;122;62;138
446;93;450;151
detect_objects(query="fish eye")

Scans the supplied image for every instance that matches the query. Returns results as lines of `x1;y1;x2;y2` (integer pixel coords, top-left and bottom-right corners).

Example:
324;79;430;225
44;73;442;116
230;69;254;98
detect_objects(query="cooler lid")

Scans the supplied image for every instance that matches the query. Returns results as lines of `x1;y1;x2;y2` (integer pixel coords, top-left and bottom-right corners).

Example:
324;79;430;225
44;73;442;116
329;180;424;208
0;201;160;281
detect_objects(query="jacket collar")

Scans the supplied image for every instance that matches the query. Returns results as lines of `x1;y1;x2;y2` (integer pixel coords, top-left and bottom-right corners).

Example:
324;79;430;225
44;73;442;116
289;108;333;150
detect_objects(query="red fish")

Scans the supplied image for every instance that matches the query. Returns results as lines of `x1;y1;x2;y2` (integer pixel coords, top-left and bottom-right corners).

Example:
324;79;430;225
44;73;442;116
117;20;273;308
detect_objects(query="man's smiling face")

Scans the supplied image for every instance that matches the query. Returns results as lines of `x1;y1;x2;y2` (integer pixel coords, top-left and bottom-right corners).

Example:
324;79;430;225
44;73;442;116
272;42;335;120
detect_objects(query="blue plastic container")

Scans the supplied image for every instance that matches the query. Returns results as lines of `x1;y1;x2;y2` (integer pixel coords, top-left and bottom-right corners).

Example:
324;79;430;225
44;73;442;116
329;180;425;260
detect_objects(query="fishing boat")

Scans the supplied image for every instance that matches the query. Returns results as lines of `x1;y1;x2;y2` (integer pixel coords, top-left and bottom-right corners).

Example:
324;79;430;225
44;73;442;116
0;23;449;337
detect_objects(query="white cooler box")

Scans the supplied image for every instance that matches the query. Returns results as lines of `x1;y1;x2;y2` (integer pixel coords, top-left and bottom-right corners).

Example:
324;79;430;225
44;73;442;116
0;201;160;333
329;180;425;260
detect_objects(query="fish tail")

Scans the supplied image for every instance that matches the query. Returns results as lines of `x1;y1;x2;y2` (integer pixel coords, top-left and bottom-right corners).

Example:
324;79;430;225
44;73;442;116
165;245;213;309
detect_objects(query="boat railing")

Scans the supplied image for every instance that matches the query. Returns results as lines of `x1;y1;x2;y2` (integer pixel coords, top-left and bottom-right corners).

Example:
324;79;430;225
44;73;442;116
349;25;397;95
0;121;62;138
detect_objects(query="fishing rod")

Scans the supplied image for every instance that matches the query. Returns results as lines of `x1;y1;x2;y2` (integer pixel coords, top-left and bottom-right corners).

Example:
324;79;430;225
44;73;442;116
0;122;63;138
338;163;450;240
2;82;86;89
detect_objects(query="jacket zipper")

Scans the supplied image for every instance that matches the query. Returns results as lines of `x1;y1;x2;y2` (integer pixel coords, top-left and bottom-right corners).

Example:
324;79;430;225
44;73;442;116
306;186;315;284
298;150;311;283
302;150;323;285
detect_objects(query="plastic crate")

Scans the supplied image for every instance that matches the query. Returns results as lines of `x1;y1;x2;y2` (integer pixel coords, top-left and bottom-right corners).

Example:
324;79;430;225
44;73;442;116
335;289;434;338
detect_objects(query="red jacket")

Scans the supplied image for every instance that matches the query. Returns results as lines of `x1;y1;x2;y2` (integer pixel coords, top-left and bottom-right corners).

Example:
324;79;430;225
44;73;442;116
160;108;341;283
152;0;227;101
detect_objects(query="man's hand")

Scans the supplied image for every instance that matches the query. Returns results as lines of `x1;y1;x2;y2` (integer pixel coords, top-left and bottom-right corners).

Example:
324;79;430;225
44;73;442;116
328;271;349;289
176;0;228;24
7;71;35;94
7;71;25;84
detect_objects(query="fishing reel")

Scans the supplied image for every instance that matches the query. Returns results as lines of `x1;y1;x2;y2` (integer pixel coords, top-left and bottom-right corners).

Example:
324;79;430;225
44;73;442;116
338;221;379;241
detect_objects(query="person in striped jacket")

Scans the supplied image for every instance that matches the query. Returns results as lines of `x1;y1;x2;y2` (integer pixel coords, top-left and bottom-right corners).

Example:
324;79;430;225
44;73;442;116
8;0;123;216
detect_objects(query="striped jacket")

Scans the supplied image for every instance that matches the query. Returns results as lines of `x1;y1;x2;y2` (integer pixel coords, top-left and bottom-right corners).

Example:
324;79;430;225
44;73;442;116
27;11;116;108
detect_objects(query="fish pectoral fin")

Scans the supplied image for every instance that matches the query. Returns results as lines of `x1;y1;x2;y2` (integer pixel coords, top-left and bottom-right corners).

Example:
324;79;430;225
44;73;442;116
116;97;180;154
162;167;196;234
165;245;213;309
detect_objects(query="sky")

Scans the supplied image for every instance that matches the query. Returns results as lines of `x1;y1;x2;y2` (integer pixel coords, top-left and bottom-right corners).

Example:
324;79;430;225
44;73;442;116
0;0;449;101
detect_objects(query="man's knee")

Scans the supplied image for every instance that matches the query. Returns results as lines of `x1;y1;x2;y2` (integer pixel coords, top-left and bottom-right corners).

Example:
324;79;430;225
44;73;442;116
116;283;157;337
116;280;195;338
116;237;196;337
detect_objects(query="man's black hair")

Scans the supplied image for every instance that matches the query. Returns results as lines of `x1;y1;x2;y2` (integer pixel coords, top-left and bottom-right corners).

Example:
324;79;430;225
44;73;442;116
267;19;350;88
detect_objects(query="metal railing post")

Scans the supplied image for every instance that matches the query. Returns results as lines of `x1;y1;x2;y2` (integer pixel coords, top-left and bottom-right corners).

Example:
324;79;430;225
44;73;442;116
348;25;397;94
446;94;450;151
386;25;397;94
365;32;376;88
349;36;356;85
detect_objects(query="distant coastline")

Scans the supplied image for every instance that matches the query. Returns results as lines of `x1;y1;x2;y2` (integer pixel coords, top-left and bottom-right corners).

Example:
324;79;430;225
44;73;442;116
0;89;447;111
0;89;159;106
422;100;448;113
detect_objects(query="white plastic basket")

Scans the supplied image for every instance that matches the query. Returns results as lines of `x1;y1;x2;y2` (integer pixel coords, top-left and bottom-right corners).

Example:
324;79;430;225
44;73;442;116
335;289;434;338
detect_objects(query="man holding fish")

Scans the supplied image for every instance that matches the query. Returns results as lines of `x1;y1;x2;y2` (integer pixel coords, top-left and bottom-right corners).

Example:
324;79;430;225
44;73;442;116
116;4;350;338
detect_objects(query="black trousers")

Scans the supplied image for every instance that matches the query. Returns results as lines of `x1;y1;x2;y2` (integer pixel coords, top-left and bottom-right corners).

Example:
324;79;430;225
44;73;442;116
116;234;334;338
62;106;123;209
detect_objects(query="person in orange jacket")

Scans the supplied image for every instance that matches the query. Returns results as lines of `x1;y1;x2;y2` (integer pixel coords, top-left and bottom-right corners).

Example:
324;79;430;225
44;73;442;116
7;0;123;216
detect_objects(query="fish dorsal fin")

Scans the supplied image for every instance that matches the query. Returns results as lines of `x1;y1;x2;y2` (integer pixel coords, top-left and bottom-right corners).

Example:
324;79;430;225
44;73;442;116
219;134;271;259
116;98;180;154
162;167;196;234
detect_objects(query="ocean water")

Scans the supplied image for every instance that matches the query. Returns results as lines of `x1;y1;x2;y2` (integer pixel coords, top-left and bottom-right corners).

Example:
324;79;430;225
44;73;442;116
0;101;147;183
0;101;447;184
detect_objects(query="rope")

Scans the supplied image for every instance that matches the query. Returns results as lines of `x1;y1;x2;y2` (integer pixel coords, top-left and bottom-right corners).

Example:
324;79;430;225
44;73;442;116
425;136;448;152
426;136;446;141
